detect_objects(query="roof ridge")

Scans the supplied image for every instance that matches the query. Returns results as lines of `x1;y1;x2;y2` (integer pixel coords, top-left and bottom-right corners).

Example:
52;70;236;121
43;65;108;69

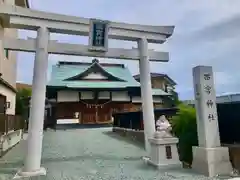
57;61;125;68
63;60;126;82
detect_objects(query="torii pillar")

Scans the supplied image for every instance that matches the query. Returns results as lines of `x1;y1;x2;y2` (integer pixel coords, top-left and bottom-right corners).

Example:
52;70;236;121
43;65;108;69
15;27;49;178
138;38;156;155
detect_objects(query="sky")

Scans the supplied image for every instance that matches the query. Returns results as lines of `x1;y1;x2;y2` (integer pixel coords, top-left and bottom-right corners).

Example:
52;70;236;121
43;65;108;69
16;0;240;100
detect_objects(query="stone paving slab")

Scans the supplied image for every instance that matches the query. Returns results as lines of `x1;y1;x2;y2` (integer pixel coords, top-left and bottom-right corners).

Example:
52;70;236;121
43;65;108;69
0;128;227;180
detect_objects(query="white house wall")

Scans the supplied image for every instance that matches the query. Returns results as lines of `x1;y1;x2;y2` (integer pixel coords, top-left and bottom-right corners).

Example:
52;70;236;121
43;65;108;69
0;84;15;115
57;91;79;102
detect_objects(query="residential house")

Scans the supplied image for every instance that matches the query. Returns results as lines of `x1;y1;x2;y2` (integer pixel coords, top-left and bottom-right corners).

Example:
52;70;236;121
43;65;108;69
133;72;177;109
0;0;29;115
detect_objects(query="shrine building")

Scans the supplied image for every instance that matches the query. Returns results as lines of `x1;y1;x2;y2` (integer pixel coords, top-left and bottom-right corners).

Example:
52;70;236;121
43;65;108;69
46;59;176;125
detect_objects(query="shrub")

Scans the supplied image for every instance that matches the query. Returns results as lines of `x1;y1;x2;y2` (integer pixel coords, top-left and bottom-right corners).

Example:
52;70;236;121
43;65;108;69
171;103;198;166
16;88;31;118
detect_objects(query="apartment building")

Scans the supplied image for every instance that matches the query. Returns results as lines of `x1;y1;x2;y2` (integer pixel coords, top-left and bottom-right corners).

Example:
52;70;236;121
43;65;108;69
0;0;29;115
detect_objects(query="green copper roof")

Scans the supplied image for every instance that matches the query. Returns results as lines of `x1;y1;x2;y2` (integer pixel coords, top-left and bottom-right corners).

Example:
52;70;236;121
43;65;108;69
47;61;171;96
47;61;140;88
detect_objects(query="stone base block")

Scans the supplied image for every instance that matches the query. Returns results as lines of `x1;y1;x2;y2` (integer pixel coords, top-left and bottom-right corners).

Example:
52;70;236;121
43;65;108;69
146;137;181;168
192;146;232;177
143;156;181;169
13;167;46;179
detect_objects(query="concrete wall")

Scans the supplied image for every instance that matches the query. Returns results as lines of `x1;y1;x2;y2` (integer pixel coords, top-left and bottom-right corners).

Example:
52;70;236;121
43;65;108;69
0;129;22;156
0;84;16;115
112;127;145;144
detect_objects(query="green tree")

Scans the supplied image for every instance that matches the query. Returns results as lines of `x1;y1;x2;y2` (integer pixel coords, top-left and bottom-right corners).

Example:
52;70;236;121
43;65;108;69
171;103;198;166
171;90;180;105
15;88;31;118
164;90;180;107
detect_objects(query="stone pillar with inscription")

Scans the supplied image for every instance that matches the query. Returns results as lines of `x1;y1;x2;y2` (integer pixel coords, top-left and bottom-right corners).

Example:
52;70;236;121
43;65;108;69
192;66;232;177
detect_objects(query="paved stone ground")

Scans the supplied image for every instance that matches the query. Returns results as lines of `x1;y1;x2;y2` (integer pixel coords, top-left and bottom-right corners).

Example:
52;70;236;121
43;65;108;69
0;128;229;180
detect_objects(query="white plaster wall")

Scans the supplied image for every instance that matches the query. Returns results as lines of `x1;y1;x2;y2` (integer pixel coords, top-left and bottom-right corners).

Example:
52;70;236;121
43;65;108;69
132;97;141;103
0;84;16;115
99;91;110;99
81;91;94;99
112;91;130;101
57;91;79;102
132;96;163;103
57;119;79;124
57;90;164;104
83;72;107;80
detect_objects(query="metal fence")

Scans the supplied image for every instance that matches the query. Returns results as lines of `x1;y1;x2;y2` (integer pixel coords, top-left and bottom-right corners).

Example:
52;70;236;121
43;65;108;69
0;114;25;135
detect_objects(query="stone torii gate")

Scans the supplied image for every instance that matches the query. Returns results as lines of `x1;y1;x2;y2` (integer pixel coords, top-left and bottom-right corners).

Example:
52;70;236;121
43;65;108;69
0;5;174;178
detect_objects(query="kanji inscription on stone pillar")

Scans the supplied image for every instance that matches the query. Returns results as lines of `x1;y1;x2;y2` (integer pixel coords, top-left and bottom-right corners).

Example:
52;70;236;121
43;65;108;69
193;66;220;148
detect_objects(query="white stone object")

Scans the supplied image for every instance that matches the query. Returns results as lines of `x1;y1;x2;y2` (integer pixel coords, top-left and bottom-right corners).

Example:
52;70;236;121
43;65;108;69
14;27;49;178
144;115;180;168
74;112;79;118
3;38;169;62
0;5;173;43
192;66;232;177
156;115;172;138
13;167;46;179
145;132;180;168
0;130;22;155
138;38;156;155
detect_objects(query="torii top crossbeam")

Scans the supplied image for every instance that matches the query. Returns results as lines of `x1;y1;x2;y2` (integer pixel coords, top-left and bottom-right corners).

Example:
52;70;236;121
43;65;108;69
0;5;174;44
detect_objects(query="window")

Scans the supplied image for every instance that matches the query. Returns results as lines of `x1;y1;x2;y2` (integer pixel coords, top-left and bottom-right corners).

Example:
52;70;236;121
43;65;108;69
5;101;10;109
164;84;168;93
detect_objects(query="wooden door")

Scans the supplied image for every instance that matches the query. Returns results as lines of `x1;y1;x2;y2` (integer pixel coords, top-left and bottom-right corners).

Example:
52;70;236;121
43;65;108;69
0;94;6;114
82;106;97;124
97;105;111;124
